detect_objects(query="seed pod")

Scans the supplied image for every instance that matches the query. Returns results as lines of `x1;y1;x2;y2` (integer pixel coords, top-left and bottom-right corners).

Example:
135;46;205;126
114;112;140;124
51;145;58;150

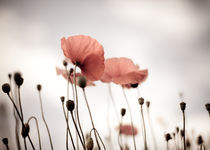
2;138;8;145
138;97;144;105
197;135;203;145
63;60;68;67
86;137;94;150
180;102;186;111
146;101;150;108
14;72;24;86
21;123;30;138
66;100;75;111
165;133;172;141
78;76;87;88
205;103;210;113
2;83;10;93
121;108;126;117
60;96;65;103
37;84;42;91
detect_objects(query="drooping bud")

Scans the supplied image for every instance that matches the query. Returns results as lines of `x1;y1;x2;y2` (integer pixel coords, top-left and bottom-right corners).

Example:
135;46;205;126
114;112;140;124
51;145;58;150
2;83;10;94
37;84;42;91
14;72;24;87
146;101;150;108
2;138;8;145
66;100;75;111
86;137;94;150
78;76;87;88
60;96;65;103
121;108;126;117
205;103;210;113
138;97;144;105
197;135;203;145
165;133;172;141
180;102;186;111
63;60;68;67
21;123;30;138
8;74;12;79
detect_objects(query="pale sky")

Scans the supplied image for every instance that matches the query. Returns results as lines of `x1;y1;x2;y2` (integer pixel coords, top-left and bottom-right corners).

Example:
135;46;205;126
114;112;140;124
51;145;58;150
0;0;210;149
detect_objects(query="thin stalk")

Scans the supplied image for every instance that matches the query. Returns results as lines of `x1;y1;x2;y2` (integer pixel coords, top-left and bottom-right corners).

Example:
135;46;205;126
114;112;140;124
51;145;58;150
200;144;202;150
118;116;123;150
38;91;53;150
65;67;70;150
27;116;42;150
141;105;148;150
4;144;9;150
122;87;137;150
73;65;85;145
82;88;102;150
166;141;169;150
106;93;112;149
17;87;27;150
108;84;120;122
182;111;186;150
9;77;21;150
89;128;106;150
173;138;177;150
7;94;35;150
70;111;85;149
61;102;76;150
146;107;157;150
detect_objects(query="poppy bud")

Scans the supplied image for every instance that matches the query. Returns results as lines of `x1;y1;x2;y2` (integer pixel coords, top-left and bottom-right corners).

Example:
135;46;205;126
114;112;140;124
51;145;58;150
14;72;24;86
165;133;172;141
37;84;42;91
146;101;150;108
78;76;87;88
205;103;210;113
86;137;94;150
186;139;191;148
180;130;184;137
69;68;74;75
66;100;75;111
138;97;144;105
2;83;10;94
2;138;8;145
172;132;175;138
176;127;179;133
197;135;203;145
21;123;30;138
8;74;12;79
180;102;186;111
63;60;68;67
131;83;138;88
60;96;65;103
121;108;126;117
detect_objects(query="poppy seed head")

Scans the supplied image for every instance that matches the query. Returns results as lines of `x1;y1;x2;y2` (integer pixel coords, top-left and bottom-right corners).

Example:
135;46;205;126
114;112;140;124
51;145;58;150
121;108;126;117
60;96;65;103
138;97;144;105
21;123;30;138
205;103;210;113
37;84;42;91
2;138;8;145
186;139;191;148
78;76;87;88
69;68;74;75
63;60;68;67
66;100;75;111
146;101;150;108
176;127;179;133
2;83;10;94
197;135;203;145
180;102;186;111
8;73;12;79
14;72;24;86
165;133;172;141
180;130;184;137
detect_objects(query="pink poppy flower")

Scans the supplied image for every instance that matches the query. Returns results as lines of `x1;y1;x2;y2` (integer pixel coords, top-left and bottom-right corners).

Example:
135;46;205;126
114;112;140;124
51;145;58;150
101;57;148;85
61;35;105;81
118;124;138;136
56;67;95;86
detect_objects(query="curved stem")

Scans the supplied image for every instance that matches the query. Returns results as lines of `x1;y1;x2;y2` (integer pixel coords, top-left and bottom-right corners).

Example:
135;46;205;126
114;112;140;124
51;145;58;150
74;65;86;145
38;91;53;150
61;102;76;150
122;87;137;150
141;105;148;150
70;111;85;149
7;94;35;150
27;116;42;150
82;88;102;150
182;111;186;150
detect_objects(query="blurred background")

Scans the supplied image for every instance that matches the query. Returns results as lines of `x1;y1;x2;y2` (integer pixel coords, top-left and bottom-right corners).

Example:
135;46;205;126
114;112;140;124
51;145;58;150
0;0;209;149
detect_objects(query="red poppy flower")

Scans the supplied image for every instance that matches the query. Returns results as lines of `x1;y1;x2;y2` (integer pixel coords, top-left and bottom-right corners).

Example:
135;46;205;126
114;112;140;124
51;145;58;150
101;57;148;85
61;35;105;81
118;124;138;136
56;67;95;86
